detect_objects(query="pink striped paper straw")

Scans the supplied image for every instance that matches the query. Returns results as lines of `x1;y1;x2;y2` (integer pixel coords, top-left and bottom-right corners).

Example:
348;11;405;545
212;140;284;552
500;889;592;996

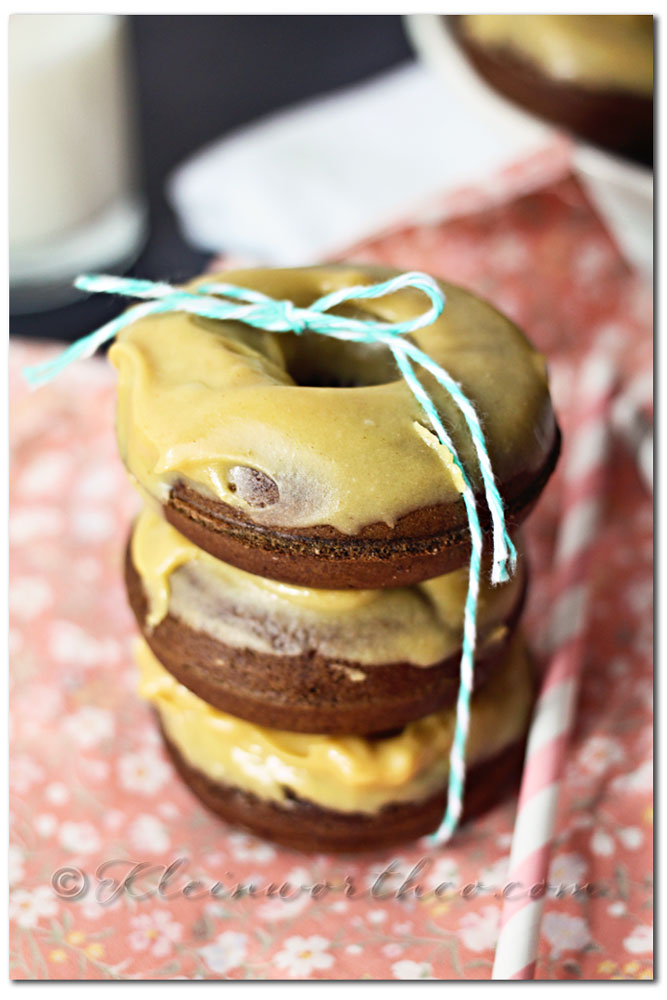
492;350;618;980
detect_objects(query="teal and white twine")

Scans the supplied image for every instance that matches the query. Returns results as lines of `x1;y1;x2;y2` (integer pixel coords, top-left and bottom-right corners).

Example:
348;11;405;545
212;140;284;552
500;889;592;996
23;270;516;844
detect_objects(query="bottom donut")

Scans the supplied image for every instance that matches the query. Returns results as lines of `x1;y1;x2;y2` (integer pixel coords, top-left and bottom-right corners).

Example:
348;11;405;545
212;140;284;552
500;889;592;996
137;633;534;853
161;725;527;853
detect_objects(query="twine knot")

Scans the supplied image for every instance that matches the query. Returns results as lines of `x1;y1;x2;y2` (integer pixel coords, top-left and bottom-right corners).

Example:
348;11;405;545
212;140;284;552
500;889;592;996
272;299;308;334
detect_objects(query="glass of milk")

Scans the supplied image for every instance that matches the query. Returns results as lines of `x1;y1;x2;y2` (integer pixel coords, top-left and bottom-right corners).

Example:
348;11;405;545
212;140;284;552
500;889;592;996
9;14;147;312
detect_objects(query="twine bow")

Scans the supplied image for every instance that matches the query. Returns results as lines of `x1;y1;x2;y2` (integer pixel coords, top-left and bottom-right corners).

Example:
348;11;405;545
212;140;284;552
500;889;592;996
23;270;517;843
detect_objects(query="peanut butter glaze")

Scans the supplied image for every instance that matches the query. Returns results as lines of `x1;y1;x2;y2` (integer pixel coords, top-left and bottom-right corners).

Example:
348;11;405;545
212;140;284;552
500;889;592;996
109;265;556;536
131;506;524;668
137;632;533;814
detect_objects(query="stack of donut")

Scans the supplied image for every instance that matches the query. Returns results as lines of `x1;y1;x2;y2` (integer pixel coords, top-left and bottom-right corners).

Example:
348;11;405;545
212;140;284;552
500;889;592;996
114;265;560;852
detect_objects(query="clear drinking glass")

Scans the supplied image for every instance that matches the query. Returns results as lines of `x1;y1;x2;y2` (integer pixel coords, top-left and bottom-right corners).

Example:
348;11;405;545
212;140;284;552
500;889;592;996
9;14;147;312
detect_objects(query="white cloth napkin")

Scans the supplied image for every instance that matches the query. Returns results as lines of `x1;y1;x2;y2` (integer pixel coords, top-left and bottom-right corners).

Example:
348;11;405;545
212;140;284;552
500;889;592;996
167;63;549;265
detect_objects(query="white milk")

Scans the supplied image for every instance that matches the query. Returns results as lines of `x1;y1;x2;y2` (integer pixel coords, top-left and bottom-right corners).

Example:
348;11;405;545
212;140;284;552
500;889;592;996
9;14;145;307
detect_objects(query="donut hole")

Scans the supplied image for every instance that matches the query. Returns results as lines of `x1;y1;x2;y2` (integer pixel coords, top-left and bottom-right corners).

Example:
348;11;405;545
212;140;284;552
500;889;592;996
280;332;401;388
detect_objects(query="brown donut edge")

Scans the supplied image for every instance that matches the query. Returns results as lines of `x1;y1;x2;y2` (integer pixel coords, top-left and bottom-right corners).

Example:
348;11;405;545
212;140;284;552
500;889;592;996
125;542;527;735
160;719;528;854
163;425;561;589
448;16;653;167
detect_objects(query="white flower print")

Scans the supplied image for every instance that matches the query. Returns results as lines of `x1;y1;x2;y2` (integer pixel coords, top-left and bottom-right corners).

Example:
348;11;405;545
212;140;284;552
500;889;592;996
49;621;119;668
227;832;275;864
9;886;58;929
63;706;115;748
75;556;102;583
16;686;63;725
489;233;530;272
428;855;460;892
118;748;171;795
480;856;510;889
9;576;53;621
77;462;120;500
284;865;311;888
8;629;22;659
158;802;180;820
590;829;615;857
10;507;63;545
608;902;627;918
542;912;591;958
612;760;652;795
129;814;171;853
72;508;115;542
45;782;70;805
274;935;334;978
35;814;57;837
79;892;122;921
626;579;653;616
458;906;500;952
362;855;407;893
623;925;652;955
573;240;609;284
200;931;248;975
392;959;434;979
59;821;101;854
549;852;588;887
256;893;311;923
617;827;644;850
203;901;227;921
569;813;595;830
10;756;44;794
81;758;110;783
9;844;25;886
578;736;624;776
382;943;403;958
128;909;183;958
103;809;125;832
18;452;71;496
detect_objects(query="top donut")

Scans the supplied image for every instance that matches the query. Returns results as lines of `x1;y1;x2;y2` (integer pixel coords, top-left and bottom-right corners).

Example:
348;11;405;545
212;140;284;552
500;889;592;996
109;264;560;588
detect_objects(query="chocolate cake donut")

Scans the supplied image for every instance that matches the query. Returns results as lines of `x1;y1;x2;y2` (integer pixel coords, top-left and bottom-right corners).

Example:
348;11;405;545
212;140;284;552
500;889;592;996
450;15;653;167
137;631;534;853
99;261;562;851
109;265;560;589
126;507;527;734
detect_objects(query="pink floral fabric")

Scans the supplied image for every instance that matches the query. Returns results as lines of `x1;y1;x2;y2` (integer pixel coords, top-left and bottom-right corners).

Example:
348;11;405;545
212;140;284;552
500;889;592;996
9;172;652;980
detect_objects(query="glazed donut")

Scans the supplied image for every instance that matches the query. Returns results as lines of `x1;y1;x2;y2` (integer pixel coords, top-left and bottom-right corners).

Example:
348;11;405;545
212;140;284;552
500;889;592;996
109;265;560;589
138;631;534;853
125;507;528;734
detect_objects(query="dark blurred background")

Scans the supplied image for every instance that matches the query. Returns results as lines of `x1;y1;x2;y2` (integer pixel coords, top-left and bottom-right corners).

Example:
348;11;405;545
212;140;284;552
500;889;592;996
11;15;412;340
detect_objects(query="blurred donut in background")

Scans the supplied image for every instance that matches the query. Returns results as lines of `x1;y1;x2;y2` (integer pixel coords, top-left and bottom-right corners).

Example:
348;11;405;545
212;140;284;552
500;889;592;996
449;15;653;167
